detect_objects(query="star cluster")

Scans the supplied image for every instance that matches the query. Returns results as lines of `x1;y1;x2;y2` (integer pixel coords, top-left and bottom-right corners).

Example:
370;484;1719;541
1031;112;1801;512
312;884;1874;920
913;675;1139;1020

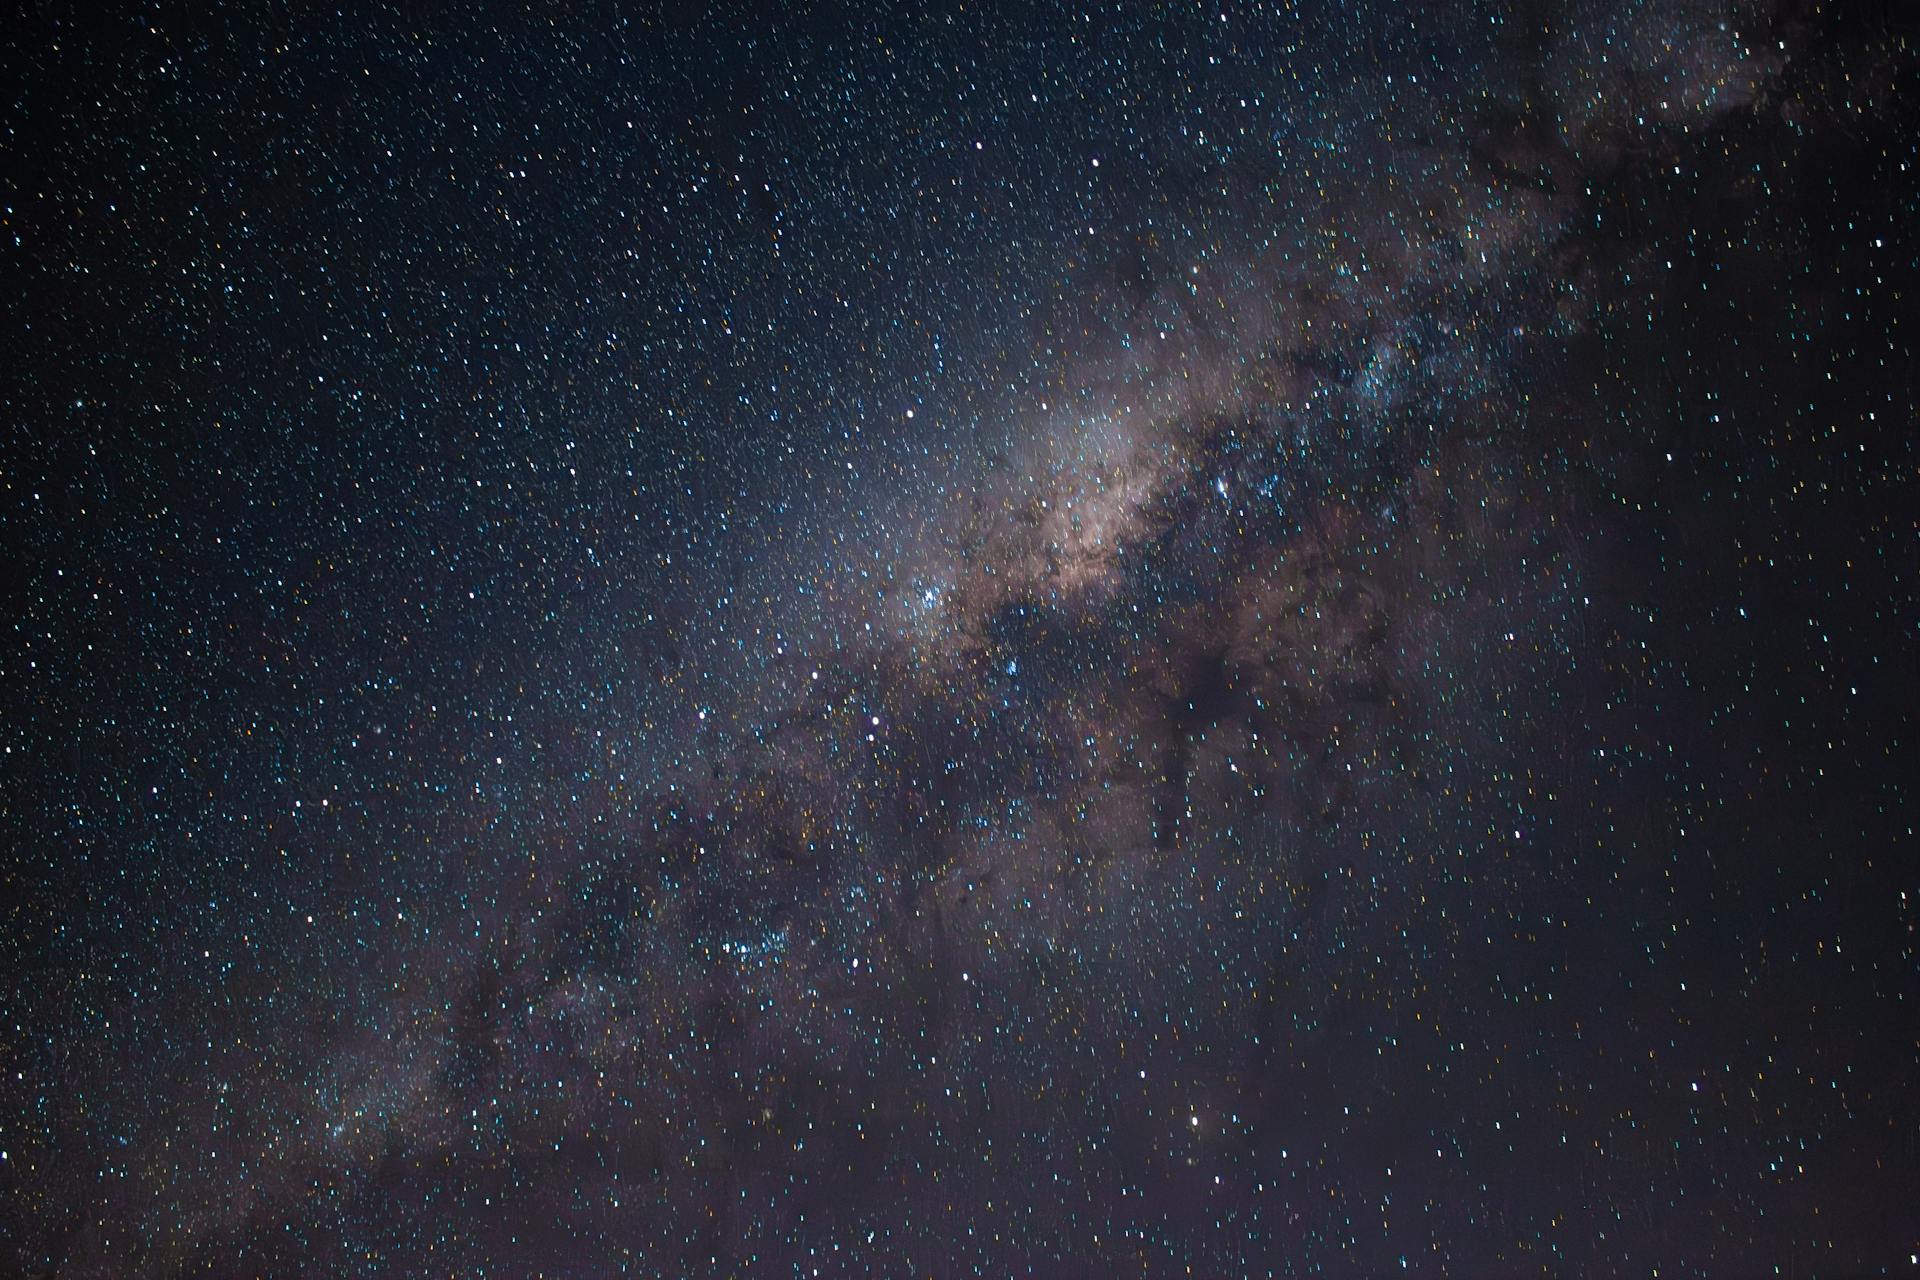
3;2;1918;1276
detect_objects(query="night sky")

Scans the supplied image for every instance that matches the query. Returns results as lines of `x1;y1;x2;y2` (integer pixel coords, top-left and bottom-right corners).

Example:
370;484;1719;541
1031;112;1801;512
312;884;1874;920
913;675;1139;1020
3;2;1918;1276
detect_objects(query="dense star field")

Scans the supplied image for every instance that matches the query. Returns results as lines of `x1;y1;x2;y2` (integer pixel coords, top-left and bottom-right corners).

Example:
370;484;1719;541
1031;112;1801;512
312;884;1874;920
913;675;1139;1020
3;2;1918;1275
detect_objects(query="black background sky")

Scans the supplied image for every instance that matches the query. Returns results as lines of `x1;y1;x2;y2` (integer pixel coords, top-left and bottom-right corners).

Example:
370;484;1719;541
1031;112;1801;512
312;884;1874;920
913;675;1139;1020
3;2;1918;1276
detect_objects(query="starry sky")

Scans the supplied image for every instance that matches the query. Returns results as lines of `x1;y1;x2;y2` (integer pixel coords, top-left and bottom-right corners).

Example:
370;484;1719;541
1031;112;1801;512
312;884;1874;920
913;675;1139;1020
2;2;1918;1276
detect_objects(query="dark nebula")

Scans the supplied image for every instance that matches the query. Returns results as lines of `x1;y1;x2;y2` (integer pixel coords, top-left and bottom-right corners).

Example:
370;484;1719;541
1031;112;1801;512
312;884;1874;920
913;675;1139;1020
3;2;1918;1276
